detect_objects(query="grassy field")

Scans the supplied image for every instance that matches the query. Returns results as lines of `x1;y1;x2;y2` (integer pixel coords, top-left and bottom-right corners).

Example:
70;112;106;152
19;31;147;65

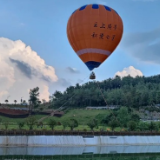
0;109;116;131
0;109;112;124
46;109;111;124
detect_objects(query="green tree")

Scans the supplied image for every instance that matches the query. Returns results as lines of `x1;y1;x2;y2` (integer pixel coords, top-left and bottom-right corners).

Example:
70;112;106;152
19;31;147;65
87;119;98;131
128;121;137;131
117;107;130;127
14;100;17;105
29;87;40;112
108;119;119;131
3;121;9;130
23;100;26;103
48;119;57;130
148;122;159;132
138;122;149;131
101;113;113;125
131;114;140;123
18;121;25;130
61;119;69;130
27;116;36;130
5;99;8;104
68;119;78;131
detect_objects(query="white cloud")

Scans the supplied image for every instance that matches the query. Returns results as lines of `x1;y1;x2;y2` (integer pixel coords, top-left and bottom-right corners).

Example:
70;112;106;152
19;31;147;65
0;37;58;103
0;91;8;99
115;66;143;78
39;85;50;101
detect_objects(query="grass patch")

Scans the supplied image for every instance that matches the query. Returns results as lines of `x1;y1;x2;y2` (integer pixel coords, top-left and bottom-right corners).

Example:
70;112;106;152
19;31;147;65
45;109;111;124
0;109;115;131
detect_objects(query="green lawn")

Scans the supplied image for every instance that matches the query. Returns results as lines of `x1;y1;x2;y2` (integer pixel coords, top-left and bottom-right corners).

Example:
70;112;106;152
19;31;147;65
46;109;111;125
0;109;115;131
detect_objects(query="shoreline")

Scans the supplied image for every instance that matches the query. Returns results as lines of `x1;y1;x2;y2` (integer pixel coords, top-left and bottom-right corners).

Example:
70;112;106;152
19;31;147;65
0;135;160;146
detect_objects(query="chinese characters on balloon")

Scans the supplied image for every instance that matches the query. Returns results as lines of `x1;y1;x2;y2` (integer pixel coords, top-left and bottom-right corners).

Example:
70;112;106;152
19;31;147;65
94;22;117;30
92;22;117;40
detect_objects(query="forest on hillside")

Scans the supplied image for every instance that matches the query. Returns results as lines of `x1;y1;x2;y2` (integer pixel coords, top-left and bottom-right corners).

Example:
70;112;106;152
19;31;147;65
49;74;160;108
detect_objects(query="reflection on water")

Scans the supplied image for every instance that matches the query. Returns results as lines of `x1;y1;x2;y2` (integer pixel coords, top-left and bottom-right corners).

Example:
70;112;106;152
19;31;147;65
1;154;160;160
1;145;160;155
0;146;160;159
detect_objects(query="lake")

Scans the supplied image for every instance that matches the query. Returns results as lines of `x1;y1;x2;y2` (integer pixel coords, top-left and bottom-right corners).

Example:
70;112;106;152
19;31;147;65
0;145;160;159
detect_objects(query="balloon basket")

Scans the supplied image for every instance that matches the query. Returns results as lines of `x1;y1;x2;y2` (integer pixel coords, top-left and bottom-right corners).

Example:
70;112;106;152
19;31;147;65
90;72;96;80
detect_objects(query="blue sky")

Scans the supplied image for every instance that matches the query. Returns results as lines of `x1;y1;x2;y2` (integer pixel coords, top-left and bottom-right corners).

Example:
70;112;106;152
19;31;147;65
0;0;160;102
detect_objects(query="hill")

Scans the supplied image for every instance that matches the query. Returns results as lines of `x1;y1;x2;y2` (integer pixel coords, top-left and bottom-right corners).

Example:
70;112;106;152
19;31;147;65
49;74;160;108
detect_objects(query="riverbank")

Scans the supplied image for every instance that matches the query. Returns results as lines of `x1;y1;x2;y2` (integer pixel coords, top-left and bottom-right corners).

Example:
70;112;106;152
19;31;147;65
1;135;160;146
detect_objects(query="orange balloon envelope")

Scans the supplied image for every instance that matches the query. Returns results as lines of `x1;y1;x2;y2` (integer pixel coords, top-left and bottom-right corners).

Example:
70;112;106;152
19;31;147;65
67;4;123;71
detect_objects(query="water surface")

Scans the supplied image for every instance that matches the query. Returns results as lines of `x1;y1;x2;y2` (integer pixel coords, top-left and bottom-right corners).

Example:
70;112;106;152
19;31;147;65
1;145;160;159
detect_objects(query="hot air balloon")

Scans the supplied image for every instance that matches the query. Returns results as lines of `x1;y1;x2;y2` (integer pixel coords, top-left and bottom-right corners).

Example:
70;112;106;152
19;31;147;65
67;4;123;79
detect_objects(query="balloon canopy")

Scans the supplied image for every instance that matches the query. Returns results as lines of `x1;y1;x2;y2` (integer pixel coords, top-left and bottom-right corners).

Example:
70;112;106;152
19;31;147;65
67;4;123;71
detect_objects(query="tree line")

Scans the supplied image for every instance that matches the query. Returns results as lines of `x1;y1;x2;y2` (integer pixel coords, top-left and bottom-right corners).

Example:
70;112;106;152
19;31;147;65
49;74;160;108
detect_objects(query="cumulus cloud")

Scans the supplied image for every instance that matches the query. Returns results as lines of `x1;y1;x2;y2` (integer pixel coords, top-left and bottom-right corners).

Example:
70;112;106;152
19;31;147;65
0;37;58;103
39;85;50;101
115;66;143;78
120;27;160;64
66;67;80;74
